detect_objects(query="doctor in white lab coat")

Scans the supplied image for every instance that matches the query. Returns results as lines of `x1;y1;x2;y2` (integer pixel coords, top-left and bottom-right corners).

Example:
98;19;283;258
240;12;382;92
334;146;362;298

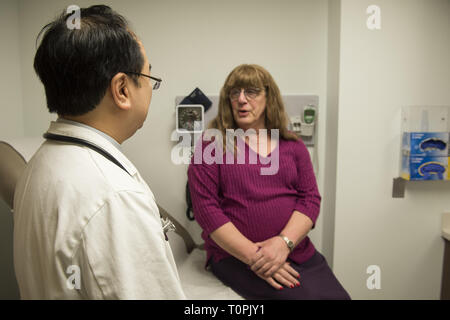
13;5;186;300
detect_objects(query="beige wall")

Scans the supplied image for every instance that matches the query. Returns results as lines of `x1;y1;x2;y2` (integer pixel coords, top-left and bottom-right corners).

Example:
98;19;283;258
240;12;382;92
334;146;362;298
333;0;450;299
322;0;341;268
0;0;24;138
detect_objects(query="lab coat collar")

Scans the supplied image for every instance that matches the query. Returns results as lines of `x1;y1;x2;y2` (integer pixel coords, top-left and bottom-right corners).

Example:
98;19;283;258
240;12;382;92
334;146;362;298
45;121;138;177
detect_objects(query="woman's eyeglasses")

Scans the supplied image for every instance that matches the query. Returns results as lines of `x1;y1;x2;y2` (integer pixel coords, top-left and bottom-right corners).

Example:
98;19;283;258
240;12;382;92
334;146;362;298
229;87;263;101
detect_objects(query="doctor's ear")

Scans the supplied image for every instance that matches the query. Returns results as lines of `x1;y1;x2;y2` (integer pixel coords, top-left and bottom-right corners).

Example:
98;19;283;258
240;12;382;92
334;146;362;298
110;73;132;111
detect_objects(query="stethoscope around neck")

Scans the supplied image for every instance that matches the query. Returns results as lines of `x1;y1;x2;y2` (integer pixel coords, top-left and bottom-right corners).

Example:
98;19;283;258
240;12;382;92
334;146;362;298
43;132;131;176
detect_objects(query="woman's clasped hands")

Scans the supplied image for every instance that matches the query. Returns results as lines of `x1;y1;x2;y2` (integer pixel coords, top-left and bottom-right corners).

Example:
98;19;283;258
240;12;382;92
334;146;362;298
248;236;301;290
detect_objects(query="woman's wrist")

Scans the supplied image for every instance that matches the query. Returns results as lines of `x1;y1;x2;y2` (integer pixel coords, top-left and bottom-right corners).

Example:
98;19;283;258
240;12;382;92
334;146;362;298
278;234;295;254
243;244;262;265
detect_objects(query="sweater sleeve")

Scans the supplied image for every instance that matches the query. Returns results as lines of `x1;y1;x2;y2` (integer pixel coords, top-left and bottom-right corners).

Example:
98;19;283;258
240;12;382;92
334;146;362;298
187;139;231;236
293;140;322;228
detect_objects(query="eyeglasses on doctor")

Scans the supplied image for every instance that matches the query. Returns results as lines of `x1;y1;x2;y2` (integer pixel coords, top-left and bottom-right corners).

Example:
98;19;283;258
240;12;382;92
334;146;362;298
124;64;162;90
229;87;264;101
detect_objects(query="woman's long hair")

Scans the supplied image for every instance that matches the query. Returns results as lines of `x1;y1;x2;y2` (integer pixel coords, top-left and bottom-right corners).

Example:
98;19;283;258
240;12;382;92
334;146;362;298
208;64;298;152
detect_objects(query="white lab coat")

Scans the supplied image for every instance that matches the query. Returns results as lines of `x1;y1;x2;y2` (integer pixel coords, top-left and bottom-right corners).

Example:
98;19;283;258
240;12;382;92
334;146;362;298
13;121;186;300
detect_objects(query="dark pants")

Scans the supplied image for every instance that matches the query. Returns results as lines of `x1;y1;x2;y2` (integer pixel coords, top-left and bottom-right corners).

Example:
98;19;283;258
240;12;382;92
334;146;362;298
210;250;351;300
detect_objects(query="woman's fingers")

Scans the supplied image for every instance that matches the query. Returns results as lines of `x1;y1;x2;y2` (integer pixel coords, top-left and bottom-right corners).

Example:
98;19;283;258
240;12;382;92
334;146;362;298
250;256;266;272
258;275;284;291
254;261;282;278
258;262;274;276
256;262;302;290
282;262;300;279
272;271;297;288
251;255;284;276
264;263;282;278
251;256;278;275
276;266;300;288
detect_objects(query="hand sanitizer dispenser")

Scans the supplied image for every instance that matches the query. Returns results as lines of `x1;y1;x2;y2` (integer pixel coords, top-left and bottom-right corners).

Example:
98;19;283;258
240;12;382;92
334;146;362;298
289;104;316;141
301;104;315;137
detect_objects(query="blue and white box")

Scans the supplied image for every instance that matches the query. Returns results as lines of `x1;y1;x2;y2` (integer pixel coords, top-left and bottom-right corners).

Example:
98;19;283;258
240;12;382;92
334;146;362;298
401;155;448;181
402;132;448;157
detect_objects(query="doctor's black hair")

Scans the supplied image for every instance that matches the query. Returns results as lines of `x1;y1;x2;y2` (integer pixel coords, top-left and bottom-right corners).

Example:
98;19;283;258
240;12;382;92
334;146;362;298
34;5;144;116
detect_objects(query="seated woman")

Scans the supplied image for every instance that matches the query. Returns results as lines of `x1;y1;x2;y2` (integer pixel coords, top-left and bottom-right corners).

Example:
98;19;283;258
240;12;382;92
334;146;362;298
187;64;350;300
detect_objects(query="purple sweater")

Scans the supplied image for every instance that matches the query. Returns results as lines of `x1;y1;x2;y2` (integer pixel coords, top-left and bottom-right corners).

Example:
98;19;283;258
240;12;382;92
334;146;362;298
187;136;321;266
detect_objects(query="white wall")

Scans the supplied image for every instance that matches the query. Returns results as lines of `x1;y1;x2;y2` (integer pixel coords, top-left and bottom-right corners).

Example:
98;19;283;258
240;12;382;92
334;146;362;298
333;0;450;299
16;0;330;264
322;0;341;268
